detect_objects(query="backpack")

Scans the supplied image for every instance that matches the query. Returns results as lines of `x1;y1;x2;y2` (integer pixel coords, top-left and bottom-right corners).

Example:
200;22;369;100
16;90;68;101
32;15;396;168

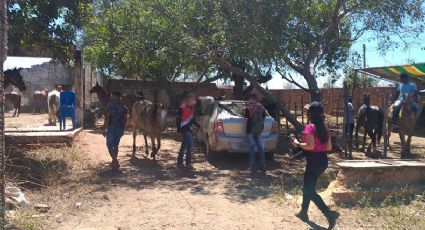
248;103;265;136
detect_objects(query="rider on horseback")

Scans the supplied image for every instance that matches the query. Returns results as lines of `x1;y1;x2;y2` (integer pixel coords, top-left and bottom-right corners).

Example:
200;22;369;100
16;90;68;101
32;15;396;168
392;73;419;123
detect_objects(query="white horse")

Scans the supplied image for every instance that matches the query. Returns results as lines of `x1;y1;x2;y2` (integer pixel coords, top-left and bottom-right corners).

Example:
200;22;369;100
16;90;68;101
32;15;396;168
47;90;60;124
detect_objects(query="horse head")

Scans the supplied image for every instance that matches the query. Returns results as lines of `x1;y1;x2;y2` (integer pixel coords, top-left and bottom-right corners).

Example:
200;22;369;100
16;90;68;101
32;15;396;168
152;103;168;131
89;81;102;94
4;68;27;91
362;94;371;106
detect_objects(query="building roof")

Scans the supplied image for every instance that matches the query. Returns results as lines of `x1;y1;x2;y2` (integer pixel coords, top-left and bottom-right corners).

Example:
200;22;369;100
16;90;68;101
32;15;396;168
357;63;425;83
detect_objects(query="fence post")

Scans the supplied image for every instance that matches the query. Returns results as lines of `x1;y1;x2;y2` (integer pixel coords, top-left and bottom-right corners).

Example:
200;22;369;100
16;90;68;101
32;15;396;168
382;93;392;158
343;82;352;159
301;95;304;125
286;94;291;136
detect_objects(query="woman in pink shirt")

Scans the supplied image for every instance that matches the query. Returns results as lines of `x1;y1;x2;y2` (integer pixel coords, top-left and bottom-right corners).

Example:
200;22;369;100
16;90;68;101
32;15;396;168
291;101;339;229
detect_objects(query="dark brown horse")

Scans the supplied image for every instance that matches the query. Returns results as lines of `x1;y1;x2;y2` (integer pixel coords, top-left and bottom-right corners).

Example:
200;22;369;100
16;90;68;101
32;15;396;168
355;94;384;154
89;82;138;118
4;68;27;91
5;92;21;116
132;100;168;162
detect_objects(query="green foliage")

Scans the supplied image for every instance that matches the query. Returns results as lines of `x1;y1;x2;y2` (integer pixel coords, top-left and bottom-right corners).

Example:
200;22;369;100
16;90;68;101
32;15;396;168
8;0;92;62
82;0;424;99
345;70;380;88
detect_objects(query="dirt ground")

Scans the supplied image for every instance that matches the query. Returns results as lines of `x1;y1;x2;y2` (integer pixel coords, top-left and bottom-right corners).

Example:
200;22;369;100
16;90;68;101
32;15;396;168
6;113;425;230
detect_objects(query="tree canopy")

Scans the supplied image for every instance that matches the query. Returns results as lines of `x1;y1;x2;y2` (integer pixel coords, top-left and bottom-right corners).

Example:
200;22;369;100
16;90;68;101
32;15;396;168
8;0;92;62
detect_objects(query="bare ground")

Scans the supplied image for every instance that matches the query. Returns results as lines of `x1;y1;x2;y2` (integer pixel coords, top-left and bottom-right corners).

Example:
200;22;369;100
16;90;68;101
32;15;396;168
5;114;425;230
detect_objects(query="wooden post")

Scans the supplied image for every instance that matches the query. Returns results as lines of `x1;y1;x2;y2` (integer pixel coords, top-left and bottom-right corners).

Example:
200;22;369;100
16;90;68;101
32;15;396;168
336;96;340;126
286;94;291;136
343;82;352;159
301;95;305;125
0;0;8;226
382;93;392;158
294;102;298;124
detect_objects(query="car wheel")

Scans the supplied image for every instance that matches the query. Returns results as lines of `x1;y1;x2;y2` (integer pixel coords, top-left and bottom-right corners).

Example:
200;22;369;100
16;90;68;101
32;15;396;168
204;135;216;159
265;152;275;160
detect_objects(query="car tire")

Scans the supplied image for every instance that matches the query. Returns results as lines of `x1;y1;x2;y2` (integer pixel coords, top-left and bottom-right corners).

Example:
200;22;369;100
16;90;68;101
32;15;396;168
204;135;216;159
265;152;275;160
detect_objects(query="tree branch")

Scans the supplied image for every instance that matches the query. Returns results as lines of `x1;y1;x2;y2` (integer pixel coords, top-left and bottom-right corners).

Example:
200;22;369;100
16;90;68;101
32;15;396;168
275;69;310;92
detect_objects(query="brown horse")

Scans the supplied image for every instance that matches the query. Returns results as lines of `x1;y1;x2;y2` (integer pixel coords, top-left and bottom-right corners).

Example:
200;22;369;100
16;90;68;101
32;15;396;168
388;93;419;158
132;100;168;162
32;89;49;114
89;82;138;118
5;92;21;116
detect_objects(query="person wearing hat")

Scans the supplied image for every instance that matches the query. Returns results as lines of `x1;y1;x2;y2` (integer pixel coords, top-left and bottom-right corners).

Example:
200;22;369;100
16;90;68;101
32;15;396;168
176;93;199;170
291;101;339;229
103;91;128;171
391;73;419;123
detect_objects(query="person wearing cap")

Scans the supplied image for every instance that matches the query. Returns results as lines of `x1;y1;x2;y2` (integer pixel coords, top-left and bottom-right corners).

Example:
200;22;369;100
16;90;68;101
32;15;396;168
291;101;339;229
176;93;199;170
103;91;128;171
391;73;419;123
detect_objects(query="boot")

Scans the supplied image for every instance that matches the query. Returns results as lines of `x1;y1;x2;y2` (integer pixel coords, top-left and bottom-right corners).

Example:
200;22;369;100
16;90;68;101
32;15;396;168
325;210;340;230
295;210;309;222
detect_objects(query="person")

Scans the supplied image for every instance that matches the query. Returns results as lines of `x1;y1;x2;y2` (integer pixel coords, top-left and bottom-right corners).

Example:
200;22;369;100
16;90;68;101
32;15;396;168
346;98;355;142
176;93;199;170
103;91;128;171
245;94;267;172
392;73;419;123
291;101;339;229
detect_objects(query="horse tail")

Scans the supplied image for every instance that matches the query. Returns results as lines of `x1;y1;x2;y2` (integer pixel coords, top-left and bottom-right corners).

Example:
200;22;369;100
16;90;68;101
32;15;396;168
377;110;384;143
151;103;158;121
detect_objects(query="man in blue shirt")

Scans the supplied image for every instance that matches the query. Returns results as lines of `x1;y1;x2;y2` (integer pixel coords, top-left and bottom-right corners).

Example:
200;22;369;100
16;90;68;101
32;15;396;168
103;92;128;171
392;73;419;123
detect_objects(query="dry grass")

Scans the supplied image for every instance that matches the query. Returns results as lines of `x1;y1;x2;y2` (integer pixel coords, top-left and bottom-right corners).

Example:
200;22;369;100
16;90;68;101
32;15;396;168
5;146;99;229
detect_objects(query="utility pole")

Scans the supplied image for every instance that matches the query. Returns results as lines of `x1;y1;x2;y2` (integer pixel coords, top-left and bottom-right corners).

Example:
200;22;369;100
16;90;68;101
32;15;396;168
0;0;8;227
363;44;366;69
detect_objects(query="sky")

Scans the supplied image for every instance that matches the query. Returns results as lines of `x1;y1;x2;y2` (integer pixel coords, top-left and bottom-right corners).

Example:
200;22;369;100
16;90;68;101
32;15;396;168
263;31;425;89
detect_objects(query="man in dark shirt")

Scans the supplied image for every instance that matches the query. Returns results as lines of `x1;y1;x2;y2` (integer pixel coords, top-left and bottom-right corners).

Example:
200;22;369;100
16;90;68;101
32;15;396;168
245;94;266;172
103;92;128;171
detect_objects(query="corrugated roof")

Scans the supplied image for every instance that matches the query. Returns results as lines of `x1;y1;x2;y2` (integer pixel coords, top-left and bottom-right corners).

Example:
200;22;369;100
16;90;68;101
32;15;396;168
357;63;425;83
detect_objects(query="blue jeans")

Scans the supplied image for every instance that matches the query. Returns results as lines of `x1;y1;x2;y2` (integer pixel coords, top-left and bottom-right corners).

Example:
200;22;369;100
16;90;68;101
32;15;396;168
247;134;265;168
178;130;193;165
106;128;124;151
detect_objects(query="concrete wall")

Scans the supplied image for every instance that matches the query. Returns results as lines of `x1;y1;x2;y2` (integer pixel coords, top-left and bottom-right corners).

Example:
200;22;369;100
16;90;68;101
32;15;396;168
6;61;74;111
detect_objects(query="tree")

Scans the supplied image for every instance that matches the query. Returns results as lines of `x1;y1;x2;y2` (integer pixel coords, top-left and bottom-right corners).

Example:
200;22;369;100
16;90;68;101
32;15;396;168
344;70;379;88
7;0;92;62
0;0;7;225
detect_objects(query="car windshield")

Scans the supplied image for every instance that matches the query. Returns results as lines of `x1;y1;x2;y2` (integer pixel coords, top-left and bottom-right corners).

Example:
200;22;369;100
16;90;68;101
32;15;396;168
217;101;250;116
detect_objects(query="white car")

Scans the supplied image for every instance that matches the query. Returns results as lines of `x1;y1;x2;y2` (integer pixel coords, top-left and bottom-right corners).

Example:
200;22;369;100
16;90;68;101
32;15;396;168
196;99;279;159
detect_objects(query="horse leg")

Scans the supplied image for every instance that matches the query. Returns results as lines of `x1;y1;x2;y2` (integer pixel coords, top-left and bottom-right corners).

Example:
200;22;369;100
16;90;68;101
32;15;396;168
132;126;137;156
387;121;392;151
406;133;413;157
371;129;377;153
399;131;407;158
150;136;157;162
143;133;149;157
362;129;367;153
354;122;360;149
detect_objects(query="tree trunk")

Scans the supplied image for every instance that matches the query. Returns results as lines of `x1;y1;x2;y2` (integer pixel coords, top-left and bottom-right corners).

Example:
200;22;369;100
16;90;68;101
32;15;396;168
232;73;245;100
158;74;178;109
215;59;304;132
0;0;8;225
303;72;322;102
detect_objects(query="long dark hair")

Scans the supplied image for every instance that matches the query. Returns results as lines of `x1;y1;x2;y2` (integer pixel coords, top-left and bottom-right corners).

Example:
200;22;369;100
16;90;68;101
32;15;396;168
309;112;329;144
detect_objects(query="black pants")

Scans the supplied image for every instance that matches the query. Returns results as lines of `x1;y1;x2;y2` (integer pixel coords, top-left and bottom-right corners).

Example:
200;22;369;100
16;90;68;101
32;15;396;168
302;152;330;213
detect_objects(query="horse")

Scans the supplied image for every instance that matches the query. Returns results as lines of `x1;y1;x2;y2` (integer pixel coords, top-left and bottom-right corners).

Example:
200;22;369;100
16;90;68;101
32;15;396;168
355;94;384;154
47;90;60;124
388;93;420;158
4;68;27;91
89;82;138;118
32;89;49;114
132;100;168;162
5;92;21;116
